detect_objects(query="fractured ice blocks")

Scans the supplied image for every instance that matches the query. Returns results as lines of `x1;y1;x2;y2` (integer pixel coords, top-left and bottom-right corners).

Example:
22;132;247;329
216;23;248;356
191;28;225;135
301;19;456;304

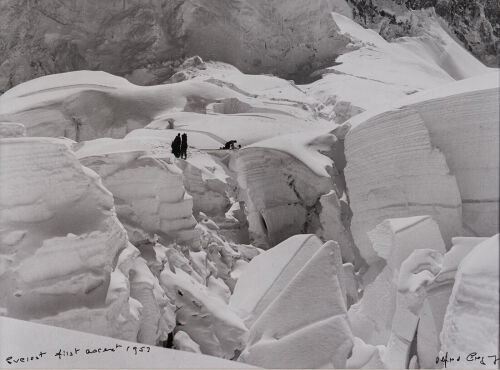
232;234;352;368
349;216;446;345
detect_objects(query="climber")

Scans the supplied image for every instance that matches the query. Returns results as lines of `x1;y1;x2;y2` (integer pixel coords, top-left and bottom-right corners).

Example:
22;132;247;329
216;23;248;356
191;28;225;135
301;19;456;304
221;139;238;150
171;133;181;158
180;133;188;159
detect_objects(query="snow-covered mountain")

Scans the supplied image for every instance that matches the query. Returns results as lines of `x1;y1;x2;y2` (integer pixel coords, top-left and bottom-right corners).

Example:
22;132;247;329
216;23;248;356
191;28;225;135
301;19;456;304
0;0;497;93
0;2;498;369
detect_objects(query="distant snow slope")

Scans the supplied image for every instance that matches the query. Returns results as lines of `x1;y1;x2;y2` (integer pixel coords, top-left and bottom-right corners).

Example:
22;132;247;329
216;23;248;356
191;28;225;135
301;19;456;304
0;66;333;142
304;12;492;116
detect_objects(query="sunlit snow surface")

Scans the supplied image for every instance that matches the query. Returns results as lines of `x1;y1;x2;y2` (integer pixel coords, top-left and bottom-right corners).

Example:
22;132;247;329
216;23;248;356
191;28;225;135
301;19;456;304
0;8;498;370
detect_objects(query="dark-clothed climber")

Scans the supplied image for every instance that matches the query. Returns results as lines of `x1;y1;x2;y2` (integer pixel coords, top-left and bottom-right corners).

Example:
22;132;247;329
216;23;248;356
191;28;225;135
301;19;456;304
171;133;181;158
180;133;188;159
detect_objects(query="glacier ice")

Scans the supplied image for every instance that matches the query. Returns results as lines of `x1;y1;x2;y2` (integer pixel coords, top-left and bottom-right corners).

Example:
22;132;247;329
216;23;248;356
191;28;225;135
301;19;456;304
76;137;200;246
345;73;499;264
439;234;499;368
349;216;446;345
0;136;134;339
235;235;352;368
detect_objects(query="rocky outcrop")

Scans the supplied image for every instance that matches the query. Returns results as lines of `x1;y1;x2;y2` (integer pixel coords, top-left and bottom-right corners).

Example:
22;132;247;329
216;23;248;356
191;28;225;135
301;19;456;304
347;0;498;67
1;0;495;94
0;0;355;92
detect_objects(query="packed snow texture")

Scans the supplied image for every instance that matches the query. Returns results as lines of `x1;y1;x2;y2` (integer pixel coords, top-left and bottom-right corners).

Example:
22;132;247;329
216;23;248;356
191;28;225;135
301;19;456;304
0;121;26;138
439;234;499;368
234;235;353;368
345;73;499;264
0;65;334;143
304;12;492;117
76;137;199;245
0;136;136;339
0;316;252;368
0;6;498;368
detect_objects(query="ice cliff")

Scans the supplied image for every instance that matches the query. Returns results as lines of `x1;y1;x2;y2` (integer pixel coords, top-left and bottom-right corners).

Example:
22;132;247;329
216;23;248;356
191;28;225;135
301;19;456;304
0;132;136;339
344;72;499;264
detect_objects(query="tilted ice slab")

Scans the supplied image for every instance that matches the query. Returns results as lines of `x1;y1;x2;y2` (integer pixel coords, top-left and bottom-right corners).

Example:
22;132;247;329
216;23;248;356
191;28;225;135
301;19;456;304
439;234;499;368
75;138;199;245
349;216;446;345
235;235;352;368
230;234;324;326
344;73;499;263
0;136;138;339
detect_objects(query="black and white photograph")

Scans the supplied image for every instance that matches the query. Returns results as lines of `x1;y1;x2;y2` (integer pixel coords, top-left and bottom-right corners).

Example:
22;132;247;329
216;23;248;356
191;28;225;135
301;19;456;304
0;0;498;368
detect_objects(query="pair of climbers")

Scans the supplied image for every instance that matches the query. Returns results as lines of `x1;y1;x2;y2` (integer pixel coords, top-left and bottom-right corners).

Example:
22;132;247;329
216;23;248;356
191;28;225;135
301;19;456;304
171;133;188;159
220;139;241;150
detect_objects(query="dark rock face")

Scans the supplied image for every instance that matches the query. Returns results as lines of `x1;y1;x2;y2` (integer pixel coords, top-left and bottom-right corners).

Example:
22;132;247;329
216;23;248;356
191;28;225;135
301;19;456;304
347;0;499;67
0;0;352;92
0;0;497;93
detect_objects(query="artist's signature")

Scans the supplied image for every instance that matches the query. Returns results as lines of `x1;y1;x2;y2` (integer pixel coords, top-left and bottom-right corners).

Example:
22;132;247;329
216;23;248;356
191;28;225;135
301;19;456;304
4;344;151;366
436;352;499;368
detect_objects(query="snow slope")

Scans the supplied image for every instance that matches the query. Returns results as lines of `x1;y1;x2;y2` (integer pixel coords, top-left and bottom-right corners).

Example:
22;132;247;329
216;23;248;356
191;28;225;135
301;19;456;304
0;317;252;369
304;12;491;117
0;66;333;143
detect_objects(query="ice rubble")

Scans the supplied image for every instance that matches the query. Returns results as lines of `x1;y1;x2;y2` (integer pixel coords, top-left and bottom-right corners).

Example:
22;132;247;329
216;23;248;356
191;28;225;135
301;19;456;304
233;235;353;368
349;216;446;345
344;73;499;264
439;234;499;368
